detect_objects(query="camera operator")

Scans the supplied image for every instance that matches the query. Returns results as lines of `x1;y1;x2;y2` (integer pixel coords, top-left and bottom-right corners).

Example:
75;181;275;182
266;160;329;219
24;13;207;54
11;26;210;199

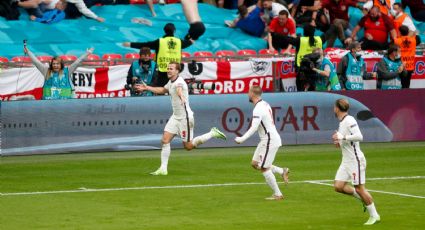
337;41;376;90
311;48;341;91
126;47;157;96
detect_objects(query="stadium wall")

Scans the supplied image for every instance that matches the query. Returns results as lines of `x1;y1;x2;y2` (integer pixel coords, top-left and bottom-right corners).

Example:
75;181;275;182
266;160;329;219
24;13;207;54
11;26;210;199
1;90;425;156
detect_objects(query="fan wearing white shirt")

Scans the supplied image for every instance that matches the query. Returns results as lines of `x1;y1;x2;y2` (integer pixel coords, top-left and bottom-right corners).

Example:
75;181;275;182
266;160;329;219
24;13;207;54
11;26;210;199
136;62;227;176
235;85;289;201
332;98;380;225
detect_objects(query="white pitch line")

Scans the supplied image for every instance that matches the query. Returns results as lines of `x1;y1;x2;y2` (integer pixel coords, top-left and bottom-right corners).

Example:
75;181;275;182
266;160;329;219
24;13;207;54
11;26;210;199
0;175;424;197
306;181;425;199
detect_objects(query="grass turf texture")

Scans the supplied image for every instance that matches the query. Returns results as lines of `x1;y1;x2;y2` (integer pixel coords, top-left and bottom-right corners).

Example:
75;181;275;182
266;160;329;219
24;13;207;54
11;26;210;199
1;142;424;229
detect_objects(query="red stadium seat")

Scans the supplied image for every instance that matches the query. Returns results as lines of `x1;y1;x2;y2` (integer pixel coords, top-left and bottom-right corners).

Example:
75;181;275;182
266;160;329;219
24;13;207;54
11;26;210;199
11;56;32;67
150;53;156;59
181;51;191;58
237;49;257;57
103;53;124;65
125;53;140;59
12;56;31;63
87;54;100;60
0;56;9;63
193;51;214;61
83;54;105;66
258;49;278;55
102;53;123;60
59;55;77;61
215;50;237;61
37;56;53;63
280;48;295;55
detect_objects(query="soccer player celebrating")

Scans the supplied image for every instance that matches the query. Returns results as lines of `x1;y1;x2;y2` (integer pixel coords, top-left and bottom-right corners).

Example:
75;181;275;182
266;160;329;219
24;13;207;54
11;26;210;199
136;62;226;175
235;85;289;200
332;98;381;225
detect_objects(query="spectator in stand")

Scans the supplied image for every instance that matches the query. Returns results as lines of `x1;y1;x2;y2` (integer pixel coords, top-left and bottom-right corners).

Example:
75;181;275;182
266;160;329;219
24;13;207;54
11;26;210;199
391;3;417;37
312;48;342;91
345;6;397;50
127;47;157;96
372;0;394;16
377;44;406;90
225;4;266;37
401;0;425;22
29;0;67;24
268;10;296;54
123;23;194;87
25;46;93;100
321;0;361;47
285;24;335;90
394;25;418;89
65;0;105;22
293;0;324;29
337;41;376;90
261;0;291;24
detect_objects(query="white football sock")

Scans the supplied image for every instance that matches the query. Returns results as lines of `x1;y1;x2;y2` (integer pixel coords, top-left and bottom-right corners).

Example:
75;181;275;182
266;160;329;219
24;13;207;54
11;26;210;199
160;143;171;170
191;132;213;147
263;170;282;196
366;203;379;218
352;189;361;200
271;165;284;175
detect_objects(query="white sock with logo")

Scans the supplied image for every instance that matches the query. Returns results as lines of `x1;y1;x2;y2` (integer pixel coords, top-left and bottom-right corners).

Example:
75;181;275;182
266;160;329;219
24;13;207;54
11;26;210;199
366;203;379;218
160;143;171;170
263;170;282;196
192;132;213;147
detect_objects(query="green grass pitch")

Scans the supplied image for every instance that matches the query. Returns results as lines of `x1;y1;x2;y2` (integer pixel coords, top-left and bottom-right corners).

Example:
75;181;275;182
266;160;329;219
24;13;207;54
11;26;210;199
1;142;424;229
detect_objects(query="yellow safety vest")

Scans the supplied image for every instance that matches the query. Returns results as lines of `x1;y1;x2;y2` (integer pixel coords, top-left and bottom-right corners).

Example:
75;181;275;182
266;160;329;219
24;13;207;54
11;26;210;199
157;37;182;72
296;36;322;67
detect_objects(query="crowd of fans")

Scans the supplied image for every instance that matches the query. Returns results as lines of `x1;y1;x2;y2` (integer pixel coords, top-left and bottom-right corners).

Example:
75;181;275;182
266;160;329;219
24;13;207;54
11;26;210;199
1;0;424;99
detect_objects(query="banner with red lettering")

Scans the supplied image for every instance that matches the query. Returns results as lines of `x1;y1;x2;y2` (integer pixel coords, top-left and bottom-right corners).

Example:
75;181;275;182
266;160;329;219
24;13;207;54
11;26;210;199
2;56;425;100
179;59;276;94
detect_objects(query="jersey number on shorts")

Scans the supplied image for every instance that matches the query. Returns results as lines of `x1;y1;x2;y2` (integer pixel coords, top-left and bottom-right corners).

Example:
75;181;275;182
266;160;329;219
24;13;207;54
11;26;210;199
352;172;356;181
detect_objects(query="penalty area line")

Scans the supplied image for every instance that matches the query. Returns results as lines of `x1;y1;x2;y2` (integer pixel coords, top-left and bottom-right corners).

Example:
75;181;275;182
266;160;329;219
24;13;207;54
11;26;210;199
0;175;424;197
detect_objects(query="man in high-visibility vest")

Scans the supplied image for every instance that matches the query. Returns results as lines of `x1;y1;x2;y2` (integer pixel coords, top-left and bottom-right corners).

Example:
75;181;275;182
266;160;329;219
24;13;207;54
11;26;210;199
394;25;418;89
373;0;393;16
391;3;417;37
376;44;407;90
123;23;194;87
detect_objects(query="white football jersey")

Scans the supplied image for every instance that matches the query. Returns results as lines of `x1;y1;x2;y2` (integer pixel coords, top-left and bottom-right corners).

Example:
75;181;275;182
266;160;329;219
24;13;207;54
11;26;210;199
164;77;193;119
251;100;282;145
337;115;365;163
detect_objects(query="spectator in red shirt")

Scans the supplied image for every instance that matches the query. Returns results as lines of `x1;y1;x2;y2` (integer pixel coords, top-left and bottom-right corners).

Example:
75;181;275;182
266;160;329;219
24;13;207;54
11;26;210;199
401;0;425;22
346;6;397;50
268;10;297;54
321;0;360;47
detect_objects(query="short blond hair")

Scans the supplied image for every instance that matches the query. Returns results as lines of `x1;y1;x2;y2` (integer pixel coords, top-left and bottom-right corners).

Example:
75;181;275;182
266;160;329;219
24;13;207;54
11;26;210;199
335;98;350;112
250;85;262;96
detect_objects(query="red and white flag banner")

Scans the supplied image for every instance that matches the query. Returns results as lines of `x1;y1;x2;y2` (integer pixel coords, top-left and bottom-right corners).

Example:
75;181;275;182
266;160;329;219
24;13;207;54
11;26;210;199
2;56;425;101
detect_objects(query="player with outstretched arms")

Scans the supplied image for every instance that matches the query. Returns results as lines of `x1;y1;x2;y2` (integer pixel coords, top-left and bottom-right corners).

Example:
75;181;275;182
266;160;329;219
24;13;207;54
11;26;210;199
332;98;380;225
136;62;226;175
235;85;289;200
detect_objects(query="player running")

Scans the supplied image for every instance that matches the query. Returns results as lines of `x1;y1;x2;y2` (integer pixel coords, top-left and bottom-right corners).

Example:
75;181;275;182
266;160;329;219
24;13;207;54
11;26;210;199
332;98;381;225
137;62;226;175
235;85;289;200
